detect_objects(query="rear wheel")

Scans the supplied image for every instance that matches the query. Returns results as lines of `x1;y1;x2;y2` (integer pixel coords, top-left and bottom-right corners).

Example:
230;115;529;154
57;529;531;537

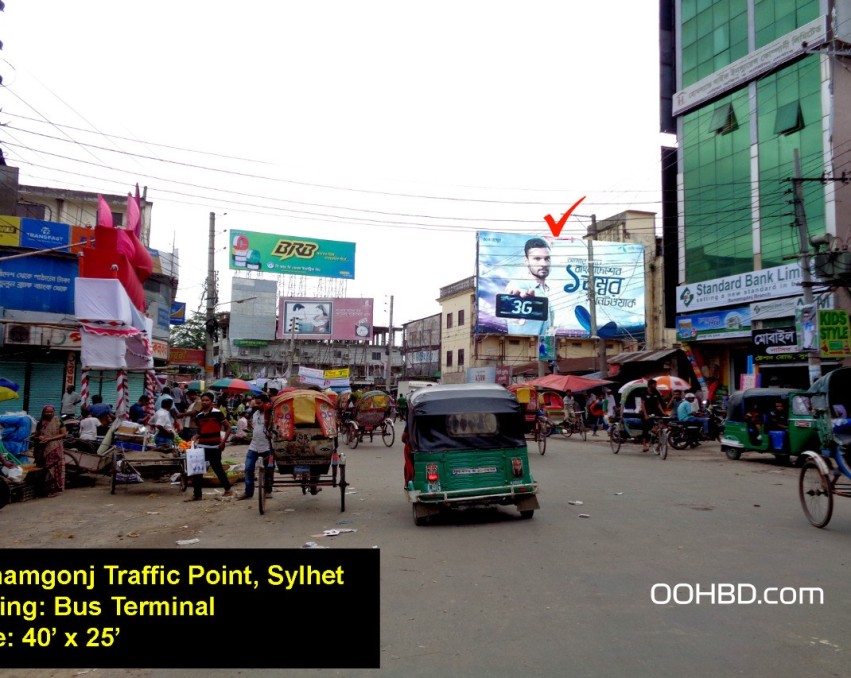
519;509;535;520
657;429;668;460
346;424;359;449
578;418;587;441
560;420;574;439
723;446;742;460
669;428;689;450
257;464;266;515
799;460;833;528
537;429;547;455
382;420;395;447
609;425;622;454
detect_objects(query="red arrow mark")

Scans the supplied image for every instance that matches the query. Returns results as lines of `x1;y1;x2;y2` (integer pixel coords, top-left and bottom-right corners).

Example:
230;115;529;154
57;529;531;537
544;196;586;237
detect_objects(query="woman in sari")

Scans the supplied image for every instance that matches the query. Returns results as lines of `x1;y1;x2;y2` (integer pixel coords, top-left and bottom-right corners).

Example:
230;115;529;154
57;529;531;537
36;405;67;496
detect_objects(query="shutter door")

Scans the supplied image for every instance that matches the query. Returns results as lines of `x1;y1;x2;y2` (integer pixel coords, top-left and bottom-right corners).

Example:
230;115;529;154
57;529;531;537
0;360;27;416
28;359;67;418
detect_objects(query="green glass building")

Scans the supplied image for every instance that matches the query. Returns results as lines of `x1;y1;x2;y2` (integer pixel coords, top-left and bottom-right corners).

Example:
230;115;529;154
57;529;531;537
660;0;851;389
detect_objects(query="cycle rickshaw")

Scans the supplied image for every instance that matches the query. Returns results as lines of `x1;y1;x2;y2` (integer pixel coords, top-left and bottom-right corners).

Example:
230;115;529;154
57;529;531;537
797;367;851;528
260;388;347;515
507;383;549;455
403;383;540;525
342;390;395;448
608;381;669;459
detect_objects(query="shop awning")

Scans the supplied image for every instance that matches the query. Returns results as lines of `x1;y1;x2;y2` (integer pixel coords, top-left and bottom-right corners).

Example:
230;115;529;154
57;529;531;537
607;348;680;365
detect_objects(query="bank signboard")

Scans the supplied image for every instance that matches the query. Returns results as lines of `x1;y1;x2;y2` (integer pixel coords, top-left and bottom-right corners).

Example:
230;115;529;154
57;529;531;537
677;263;810;313
749;292;833;321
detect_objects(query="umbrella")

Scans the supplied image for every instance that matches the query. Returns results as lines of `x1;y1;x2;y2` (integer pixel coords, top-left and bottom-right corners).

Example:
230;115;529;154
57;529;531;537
0;377;20;391
209;378;263;394
186;380;204;391
526;373;614;393
619;376;691;394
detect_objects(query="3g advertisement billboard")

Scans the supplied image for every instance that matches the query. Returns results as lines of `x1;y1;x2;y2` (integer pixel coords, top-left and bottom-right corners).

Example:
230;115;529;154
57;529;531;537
476;231;645;338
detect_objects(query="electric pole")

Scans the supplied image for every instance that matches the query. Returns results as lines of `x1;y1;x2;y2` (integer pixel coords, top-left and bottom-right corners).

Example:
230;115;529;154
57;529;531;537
792;148;822;385
205;212;216;385
586;214;608;378
385;295;394;393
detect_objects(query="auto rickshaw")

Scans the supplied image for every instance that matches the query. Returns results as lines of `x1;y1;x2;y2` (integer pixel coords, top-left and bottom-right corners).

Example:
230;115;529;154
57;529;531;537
506;383;548;454
720;388;819;463
403;383;540;525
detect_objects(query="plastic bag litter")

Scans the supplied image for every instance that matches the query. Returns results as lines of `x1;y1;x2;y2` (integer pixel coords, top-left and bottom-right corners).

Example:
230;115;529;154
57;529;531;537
176;538;200;546
302;541;328;549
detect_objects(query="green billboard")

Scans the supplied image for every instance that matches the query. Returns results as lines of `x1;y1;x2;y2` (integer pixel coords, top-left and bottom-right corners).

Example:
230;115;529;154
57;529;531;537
229;230;356;279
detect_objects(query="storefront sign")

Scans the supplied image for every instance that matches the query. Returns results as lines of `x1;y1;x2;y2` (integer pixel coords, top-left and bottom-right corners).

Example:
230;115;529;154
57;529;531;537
64;353;77;389
818;310;851;358
751;327;809;363
495;365;511;386
0;216;21;247
20;218;70;251
152;339;169;361
750;292;833;321
0;256;77;313
677;263;810;313
467;366;496;383
233;339;269;347
169;348;206;366
676;307;751;341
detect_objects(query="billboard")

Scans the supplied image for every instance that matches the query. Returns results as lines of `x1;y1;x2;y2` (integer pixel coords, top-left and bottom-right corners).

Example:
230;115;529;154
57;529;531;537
476;232;645;338
230;230;355;279
0;255;77;313
277;297;374;341
676;306;752;341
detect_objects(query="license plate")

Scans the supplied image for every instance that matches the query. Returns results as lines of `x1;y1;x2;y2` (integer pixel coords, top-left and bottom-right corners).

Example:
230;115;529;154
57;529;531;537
294;465;310;474
452;466;498;475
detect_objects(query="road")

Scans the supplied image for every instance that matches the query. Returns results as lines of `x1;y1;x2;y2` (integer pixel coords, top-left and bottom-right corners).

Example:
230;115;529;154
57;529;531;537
1;432;849;678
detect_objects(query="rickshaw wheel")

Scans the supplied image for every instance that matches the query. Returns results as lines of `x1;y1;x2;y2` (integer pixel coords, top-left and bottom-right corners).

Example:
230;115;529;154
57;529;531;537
657;429;668;460
609;425;622;454
560;421;574;439
382;420;395;447
578;418;587;441
339;465;346;512
723;446;742;460
519;509;535;519
799;461;833;528
346;425;359;449
537;427;547;455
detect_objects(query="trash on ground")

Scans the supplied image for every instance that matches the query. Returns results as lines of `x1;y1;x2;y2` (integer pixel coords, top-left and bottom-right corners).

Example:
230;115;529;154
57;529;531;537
176;538;200;546
578;514;591;518
303;541;328;549
568;500;584;505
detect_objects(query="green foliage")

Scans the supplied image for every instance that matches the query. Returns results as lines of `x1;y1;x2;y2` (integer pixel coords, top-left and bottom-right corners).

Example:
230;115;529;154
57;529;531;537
170;311;207;349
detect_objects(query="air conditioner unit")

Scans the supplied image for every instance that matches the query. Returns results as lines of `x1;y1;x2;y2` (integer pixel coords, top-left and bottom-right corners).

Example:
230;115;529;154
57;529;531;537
239;349;249;356
5;324;36;345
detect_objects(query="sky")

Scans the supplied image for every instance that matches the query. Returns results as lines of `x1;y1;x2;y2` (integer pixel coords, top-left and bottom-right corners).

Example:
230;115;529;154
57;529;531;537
2;1;667;328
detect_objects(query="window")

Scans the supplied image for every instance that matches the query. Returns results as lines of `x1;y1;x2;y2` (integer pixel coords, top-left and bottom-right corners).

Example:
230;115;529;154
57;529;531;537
111;211;124;227
775;101;804;135
446;313;453;329
446;350;453;367
371;352;382;360
708;103;738;134
458;349;465;367
458;309;465;326
447;412;498;436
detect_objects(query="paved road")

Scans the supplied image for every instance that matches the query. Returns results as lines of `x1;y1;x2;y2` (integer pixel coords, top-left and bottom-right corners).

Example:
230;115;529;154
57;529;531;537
1;433;849;678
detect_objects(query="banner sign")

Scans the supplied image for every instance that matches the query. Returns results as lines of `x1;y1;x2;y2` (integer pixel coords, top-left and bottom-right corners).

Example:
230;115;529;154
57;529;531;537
170;302;187;325
277;297;373;341
230;230;355;279
20;218;70;251
676;306;751;341
818;309;851;358
750;292;833;321
325;367;350;379
677;263;810;313
475;231;645;338
750;327;809;363
467;366;496;384
0;256;77;313
233;339;269;347
169;348;206;366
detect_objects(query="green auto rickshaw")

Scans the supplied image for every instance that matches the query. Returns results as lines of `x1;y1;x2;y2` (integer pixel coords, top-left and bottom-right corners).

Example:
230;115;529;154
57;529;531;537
403;383;540;525
720;387;819;463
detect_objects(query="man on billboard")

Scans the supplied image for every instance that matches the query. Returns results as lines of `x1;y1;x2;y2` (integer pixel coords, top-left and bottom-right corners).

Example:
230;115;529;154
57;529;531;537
503;237;555;336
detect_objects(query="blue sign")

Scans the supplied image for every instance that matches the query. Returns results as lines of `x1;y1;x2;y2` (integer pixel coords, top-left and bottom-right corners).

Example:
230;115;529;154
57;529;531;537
170;302;187;325
157;307;170;330
676;306;752;341
20;219;70;251
0;255;77;313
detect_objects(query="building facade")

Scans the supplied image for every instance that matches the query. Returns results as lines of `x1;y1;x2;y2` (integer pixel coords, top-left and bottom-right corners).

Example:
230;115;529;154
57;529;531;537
660;0;851;393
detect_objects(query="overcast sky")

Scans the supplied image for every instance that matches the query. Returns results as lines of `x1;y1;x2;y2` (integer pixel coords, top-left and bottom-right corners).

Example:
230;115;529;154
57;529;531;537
2;1;666;326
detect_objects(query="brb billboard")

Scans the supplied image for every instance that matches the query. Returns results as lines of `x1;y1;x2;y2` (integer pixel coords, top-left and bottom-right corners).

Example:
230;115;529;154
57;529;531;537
230;230;355;279
276;297;374;341
476;231;645;339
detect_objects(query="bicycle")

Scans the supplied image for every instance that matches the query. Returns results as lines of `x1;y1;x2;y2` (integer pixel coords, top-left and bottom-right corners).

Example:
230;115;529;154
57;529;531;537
551;413;587;441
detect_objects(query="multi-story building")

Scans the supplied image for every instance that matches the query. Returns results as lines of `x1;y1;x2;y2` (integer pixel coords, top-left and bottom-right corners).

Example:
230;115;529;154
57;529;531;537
401;313;441;380
660;0;851;393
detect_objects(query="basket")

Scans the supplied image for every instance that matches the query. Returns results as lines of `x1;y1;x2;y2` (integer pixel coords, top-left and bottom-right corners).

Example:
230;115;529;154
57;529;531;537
10;483;37;503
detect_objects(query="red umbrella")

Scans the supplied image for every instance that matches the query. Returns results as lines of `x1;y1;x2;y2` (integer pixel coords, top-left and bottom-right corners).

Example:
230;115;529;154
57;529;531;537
618;376;691;393
525;373;614;393
209;378;262;394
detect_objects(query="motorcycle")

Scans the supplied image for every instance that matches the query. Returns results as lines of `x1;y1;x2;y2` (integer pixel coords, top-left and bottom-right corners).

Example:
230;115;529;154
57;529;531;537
668;404;724;450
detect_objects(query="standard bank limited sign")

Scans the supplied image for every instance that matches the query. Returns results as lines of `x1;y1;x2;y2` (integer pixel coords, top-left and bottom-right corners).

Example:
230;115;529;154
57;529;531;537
676;263;809;313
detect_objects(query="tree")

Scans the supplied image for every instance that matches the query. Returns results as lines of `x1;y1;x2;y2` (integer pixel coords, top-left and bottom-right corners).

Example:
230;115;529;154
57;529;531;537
170;311;207;349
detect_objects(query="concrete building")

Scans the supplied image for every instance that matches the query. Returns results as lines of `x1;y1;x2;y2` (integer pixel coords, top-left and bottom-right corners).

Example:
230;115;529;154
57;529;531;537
401;313;441;381
660;0;851;393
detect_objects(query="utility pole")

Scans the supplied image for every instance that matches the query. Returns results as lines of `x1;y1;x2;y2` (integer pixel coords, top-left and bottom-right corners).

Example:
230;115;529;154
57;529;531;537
205;212;216;385
792;148;822;385
586;215;608;378
285;318;299;380
385;295;394;393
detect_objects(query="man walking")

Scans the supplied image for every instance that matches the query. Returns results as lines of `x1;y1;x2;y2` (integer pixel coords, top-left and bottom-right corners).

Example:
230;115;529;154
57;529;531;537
187;391;233;501
238;393;274;501
60;386;81;418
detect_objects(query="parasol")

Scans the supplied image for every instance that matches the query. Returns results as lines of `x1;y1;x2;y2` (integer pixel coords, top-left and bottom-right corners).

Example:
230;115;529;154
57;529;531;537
525;373;614;393
619;376;691;394
0;377;20;402
209;378;263;394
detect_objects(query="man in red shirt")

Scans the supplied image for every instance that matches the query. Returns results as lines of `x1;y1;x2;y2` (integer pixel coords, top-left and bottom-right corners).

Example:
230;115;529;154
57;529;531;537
187;391;233;501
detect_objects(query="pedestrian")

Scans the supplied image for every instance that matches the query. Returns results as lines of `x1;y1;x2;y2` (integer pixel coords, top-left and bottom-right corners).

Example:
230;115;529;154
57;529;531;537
35;405;66;497
601;387;615;430
172;382;189;413
587;392;604;435
151;397;180;448
640;379;666;452
186;391;233;501
238;393;274;500
180;390;202;439
128;395;151;424
60;385;81;418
